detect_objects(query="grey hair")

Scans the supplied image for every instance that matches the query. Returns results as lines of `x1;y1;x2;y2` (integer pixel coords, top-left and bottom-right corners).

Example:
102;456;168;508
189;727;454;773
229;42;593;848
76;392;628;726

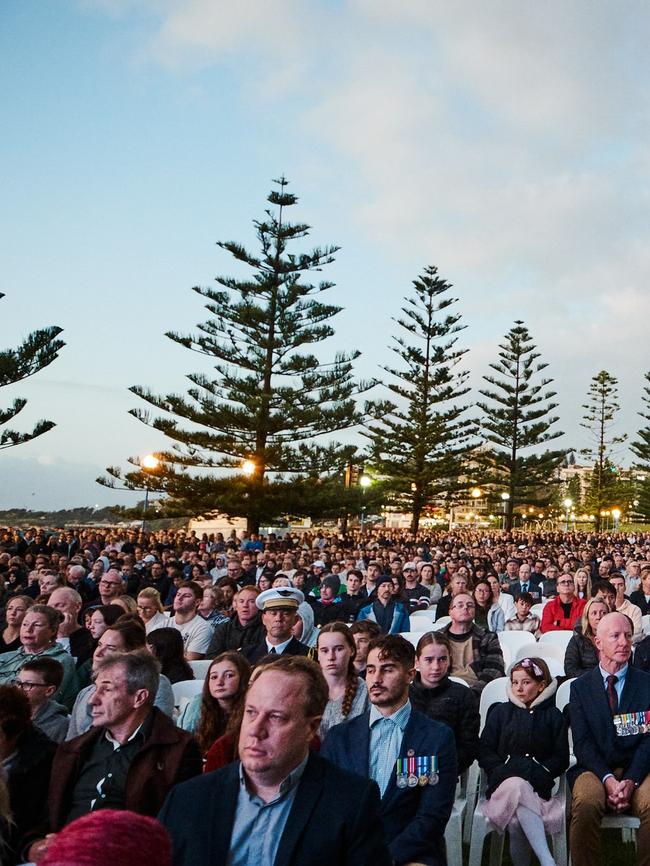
94;650;160;706
68;565;86;581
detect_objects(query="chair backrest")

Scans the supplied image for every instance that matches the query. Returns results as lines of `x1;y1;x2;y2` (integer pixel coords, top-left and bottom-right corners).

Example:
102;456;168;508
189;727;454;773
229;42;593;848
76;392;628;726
410;608;437;621
449;675;470;688
510;642;566;677
498;630;536;658
538;631;573;651
555;677;576;713
431;616;451;631
531;603;545;618
399;631;423;649
409;616;434;632
643;614;650;636
478;676;509;731
188;659;212;679
172;679;203;709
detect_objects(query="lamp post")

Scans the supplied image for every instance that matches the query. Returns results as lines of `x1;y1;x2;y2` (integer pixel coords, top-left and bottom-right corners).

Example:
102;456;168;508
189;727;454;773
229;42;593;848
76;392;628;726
611;507;621;532
359;475;371;532
563;498;573;532
141;454;160;533
501;492;510;531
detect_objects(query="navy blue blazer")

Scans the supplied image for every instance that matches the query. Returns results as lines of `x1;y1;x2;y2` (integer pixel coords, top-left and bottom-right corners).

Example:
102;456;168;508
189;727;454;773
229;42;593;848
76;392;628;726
158;752;391;866
569;664;650;786
321;709;457;866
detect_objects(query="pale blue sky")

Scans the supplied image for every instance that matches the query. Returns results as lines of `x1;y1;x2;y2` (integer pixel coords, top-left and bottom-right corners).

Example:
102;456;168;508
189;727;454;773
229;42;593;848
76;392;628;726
2;0;649;509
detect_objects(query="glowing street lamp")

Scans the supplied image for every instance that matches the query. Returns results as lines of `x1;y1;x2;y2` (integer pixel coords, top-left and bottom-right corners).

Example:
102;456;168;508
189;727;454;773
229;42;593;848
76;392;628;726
241;459;256;477
359;475;372;531
611;507;621;531
563;497;573;531
500;492;510;531
141;454;160;532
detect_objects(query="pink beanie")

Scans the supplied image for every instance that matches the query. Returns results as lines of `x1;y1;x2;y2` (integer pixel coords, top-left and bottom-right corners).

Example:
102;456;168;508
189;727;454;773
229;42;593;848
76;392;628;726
40;810;172;866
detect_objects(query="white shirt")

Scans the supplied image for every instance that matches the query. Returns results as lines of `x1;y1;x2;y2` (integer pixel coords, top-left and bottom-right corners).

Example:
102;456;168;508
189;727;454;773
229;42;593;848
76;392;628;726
144;611;172;635
171;614;213;655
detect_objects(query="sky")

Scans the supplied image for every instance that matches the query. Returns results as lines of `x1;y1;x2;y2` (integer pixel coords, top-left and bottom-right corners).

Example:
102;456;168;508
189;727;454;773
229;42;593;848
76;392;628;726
1;0;649;510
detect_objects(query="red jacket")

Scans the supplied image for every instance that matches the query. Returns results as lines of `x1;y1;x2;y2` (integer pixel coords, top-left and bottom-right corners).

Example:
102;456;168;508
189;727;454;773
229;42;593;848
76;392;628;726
540;596;586;633
48;708;202;830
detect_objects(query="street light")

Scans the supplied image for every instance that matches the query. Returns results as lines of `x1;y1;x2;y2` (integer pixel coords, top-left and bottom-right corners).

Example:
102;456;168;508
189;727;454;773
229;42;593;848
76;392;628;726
611;507;621;531
359;475;371;531
141;454;160;532
500;492;510;531
563;498;573;532
241;459;256;477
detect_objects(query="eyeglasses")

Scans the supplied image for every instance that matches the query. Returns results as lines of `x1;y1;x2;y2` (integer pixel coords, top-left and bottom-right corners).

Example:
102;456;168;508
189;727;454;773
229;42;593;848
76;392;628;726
13;679;49;691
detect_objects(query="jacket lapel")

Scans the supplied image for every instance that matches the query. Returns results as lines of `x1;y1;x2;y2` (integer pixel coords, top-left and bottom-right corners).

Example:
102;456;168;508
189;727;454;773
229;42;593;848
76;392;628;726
274;755;323;866
211;763;240;857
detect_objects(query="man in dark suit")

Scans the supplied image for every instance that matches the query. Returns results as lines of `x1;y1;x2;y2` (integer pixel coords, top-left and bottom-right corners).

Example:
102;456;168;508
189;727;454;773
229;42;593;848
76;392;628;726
240;587;310;665
509;562;542;603
321;635;456;866
158;656;391;866
570;611;650;866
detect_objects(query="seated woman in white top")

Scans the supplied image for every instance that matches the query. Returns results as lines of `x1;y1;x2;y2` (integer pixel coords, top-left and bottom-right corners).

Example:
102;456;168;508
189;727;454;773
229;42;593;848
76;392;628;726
137;587;171;634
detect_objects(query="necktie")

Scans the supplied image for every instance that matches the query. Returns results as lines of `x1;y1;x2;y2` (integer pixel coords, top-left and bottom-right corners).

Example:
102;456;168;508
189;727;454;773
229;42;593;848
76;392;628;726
522;583;528;593
606;674;618;714
269;647;277;654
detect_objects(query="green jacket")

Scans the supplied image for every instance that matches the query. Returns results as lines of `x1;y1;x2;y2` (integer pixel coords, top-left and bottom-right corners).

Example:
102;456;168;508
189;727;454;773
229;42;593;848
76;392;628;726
0;643;80;709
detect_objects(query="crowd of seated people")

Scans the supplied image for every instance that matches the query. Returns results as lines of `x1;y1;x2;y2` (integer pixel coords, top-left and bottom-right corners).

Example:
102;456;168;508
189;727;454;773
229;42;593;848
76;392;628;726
1;523;650;864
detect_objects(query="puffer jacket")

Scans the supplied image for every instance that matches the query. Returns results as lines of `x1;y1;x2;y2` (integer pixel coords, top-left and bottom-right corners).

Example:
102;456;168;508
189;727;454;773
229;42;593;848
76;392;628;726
479;680;569;800
564;626;599;678
409;675;480;774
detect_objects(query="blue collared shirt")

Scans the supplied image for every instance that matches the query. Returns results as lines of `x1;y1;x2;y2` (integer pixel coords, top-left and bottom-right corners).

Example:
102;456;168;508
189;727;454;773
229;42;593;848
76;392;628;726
227;754;309;866
598;663;628;705
368;699;412;796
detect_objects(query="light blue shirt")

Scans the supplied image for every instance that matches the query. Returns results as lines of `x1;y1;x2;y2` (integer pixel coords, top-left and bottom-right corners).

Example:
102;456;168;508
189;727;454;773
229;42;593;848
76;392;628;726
227;754;308;866
599;663;628;704
368;699;412;796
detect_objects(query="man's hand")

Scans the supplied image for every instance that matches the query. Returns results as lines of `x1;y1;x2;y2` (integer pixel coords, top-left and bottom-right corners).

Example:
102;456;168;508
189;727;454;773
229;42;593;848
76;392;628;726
604;776;620;810
57;611;78;637
614;779;636;812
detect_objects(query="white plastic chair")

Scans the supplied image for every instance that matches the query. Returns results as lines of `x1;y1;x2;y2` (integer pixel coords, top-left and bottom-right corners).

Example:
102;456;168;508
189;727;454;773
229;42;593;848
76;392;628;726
171;679;203;713
431;615;452;631
445;770;469;866
539;631;573;653
463;677;510;844
410;608;438;622
188;659;212;679
531;603;545;619
511;642;565;677
409;615;434;632
399;631;424;649
498;631;536;661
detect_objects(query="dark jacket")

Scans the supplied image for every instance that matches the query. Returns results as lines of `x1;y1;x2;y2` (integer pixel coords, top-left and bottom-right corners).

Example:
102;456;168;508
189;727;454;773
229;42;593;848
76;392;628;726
479;681;569;800
48;708;202;830
569;665;650;786
321;709;457;866
629;590;650;617
5;725;56;865
409;675;480;774
240;636;310;665
633;635;650;673
564;627;599;679
441;624;505;695
158;753;392;866
206;614;266;659
69;627;95;667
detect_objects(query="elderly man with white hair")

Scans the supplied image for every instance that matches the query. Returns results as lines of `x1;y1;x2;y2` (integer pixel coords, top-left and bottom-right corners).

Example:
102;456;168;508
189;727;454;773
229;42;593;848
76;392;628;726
48;586;94;666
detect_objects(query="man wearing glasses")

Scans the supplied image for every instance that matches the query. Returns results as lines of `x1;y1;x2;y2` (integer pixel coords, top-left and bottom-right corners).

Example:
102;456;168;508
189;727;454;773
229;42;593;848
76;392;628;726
540;575;586;633
97;570;125;606
441;594;505;696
